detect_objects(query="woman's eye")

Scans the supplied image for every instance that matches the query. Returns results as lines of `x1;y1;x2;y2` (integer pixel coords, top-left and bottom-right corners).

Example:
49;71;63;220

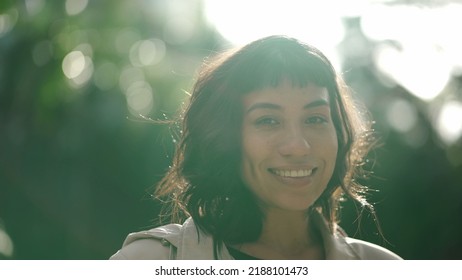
306;116;328;124
255;117;279;127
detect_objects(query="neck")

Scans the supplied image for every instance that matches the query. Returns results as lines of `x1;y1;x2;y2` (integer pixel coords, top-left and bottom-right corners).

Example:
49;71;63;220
238;208;324;259
261;209;311;249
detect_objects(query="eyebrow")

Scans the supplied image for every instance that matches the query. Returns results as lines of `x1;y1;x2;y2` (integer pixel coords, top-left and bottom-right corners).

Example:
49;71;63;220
246;99;330;114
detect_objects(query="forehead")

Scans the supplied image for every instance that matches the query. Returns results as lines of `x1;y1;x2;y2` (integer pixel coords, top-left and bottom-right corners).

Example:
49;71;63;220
243;83;329;108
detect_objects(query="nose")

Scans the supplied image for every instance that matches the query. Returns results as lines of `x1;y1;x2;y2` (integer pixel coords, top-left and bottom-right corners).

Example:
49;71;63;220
278;125;311;158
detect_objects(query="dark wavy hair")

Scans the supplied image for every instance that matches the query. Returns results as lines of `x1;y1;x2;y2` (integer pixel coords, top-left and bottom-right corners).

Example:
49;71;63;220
156;35;376;254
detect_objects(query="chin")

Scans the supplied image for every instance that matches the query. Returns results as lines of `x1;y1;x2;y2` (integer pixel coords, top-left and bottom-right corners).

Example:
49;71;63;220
273;199;316;212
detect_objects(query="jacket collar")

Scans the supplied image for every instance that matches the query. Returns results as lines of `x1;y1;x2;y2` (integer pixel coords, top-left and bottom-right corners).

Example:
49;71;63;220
311;210;360;260
175;218;234;260
172;211;360;260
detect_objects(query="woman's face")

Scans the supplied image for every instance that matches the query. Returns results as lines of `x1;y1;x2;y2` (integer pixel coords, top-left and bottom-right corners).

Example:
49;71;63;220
241;82;338;212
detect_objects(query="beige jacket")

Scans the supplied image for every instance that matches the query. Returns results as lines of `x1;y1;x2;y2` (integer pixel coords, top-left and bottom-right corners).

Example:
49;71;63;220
110;212;401;260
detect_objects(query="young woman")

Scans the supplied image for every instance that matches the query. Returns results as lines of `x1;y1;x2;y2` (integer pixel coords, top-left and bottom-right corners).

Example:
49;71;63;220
111;35;401;260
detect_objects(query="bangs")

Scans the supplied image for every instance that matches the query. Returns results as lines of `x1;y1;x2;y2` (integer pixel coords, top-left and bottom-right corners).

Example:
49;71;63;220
220;37;337;95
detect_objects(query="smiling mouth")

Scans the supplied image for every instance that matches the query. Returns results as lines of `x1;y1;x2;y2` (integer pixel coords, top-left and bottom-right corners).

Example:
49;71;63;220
269;168;317;178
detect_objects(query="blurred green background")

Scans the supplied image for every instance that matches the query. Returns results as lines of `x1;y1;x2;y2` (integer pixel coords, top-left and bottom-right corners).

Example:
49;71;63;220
1;0;461;260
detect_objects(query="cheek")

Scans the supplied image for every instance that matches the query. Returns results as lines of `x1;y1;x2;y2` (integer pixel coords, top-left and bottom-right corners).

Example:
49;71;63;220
240;133;271;182
241;127;261;160
242;131;276;161
241;136;260;173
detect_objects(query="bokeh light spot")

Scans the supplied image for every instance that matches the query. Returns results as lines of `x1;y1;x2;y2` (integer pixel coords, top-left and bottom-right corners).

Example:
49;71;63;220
0;229;14;258
129;39;166;67
70;56;93;87
65;0;89;16
62;51;86;79
0;9;18;37
125;81;154;117
25;0;45;16
386;98;418;133
62;50;94;88
374;44;450;101
436;101;462;145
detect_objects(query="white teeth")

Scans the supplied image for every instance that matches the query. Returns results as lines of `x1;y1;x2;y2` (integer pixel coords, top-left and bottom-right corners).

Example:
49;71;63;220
273;169;313;178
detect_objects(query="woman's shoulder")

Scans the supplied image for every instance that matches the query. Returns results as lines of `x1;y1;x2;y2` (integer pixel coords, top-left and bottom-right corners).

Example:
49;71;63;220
110;218;225;260
110;223;182;260
343;237;402;260
312;210;402;260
